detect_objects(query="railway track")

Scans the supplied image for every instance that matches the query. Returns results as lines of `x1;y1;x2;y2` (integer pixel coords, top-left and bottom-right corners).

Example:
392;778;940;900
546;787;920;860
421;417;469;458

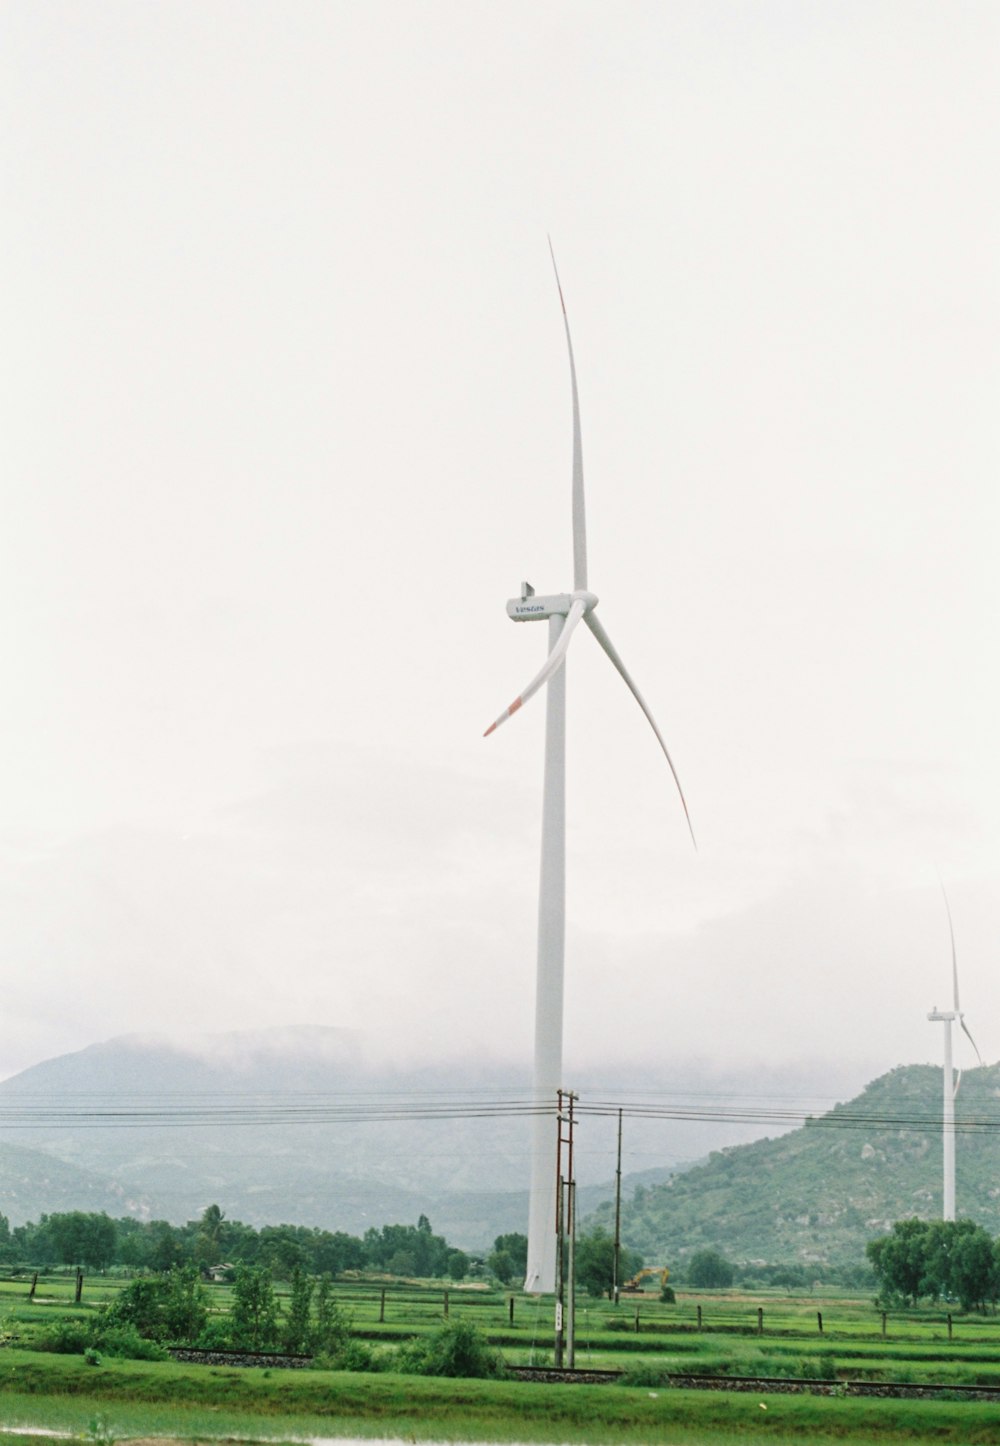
509;1365;1000;1399
167;1351;1000;1402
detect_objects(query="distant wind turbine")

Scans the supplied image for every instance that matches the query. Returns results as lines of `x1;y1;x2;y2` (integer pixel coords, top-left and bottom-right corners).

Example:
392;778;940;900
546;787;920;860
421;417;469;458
485;244;695;1293
927;886;982;1223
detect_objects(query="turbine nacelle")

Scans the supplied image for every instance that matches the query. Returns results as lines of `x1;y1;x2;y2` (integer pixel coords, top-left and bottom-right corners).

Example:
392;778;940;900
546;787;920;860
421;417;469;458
506;588;599;622
928;1008;957;1023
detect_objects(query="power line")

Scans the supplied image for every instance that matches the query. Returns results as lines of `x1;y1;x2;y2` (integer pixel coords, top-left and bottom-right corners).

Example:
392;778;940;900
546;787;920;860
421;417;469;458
0;1088;998;1134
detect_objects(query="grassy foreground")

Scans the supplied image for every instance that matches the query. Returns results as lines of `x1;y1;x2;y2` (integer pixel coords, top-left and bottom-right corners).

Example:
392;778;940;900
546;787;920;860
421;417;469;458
4;1351;1000;1446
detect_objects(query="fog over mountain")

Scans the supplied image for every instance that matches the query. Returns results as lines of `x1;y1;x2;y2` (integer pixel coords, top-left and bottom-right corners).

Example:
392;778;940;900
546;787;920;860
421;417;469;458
0;1025;867;1249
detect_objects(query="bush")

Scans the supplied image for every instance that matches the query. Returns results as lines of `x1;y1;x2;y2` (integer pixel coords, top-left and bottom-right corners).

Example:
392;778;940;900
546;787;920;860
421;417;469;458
194;1318;235;1350
312;1274;351;1356
313;1340;376;1372
94;1324;169;1361
100;1279;164;1338
230;1264;279;1350
619;1362;672;1387
813;1352;838;1381
395;1321;504;1379
99;1267;206;1344
32;1315;169;1363
33;1322;91;1354
755;1352;838;1382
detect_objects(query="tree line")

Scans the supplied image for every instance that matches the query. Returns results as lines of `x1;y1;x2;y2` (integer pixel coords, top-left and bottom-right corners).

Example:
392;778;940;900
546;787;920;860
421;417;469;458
0;1205;472;1280
0;1205;652;1300
867;1218;1000;1312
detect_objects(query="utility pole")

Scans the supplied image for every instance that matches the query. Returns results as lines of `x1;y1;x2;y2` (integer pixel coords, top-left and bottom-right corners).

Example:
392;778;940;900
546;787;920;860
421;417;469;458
554;1088;578;1368
567;1092;576;1369
613;1107;622;1305
554;1093;564;1366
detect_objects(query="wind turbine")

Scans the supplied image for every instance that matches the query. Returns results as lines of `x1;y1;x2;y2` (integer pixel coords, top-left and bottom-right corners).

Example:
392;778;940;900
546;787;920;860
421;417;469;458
485;245;695;1293
927;887;982;1222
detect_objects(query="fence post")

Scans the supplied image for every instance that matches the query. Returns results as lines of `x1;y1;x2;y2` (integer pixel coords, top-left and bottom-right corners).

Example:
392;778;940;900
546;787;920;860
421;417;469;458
508;1296;515;1326
757;1306;764;1336
817;1310;823;1334
75;1269;83;1303
379;1288;386;1323
697;1303;703;1332
947;1313;953;1341
28;1272;37;1300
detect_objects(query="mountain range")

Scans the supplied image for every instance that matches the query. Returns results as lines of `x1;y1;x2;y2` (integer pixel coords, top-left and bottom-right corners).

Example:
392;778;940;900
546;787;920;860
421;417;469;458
0;1026;725;1246
3;1027;985;1269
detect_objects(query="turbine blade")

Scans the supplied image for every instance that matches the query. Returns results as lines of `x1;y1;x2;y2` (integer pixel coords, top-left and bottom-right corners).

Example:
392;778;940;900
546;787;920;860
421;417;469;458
938;883;982;1065
960;1014;983;1067
940;883;961;1014
484;599;586;737
548;238;587;592
584;611;696;849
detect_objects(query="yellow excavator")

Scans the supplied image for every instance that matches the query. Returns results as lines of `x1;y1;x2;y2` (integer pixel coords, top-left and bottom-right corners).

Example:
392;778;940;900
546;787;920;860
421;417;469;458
621;1266;670;1293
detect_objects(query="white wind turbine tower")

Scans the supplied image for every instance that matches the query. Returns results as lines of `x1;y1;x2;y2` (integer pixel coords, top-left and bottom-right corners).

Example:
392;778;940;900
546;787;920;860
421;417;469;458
485;245;695;1293
927;887;982;1222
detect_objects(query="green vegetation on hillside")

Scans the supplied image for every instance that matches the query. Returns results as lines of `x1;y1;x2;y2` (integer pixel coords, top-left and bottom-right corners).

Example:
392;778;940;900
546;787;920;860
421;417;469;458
587;1064;1000;1273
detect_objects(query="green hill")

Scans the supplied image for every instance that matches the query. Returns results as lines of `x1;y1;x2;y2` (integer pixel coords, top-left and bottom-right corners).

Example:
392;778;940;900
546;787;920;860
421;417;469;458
0;1140;149;1223
585;1064;1000;1274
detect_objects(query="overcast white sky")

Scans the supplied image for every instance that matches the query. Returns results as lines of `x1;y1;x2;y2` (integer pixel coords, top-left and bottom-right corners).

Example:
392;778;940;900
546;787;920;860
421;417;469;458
2;1;998;1096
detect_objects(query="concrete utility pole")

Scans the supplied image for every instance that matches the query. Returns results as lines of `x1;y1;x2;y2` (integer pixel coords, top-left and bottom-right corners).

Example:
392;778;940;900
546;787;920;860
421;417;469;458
554;1089;578;1368
613;1107;623;1305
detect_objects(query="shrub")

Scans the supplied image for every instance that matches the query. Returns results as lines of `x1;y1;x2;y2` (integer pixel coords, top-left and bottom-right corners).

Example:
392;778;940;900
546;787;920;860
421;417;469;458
94;1324;169;1361
194;1318;235;1350
312;1274;351;1355
100;1279;164;1339
395;1321;504;1379
756;1353;838;1381
230;1264;279;1350
619;1362;672;1387
99;1267;206;1344
814;1352;838;1381
282;1268;313;1354
313;1340;376;1372
33;1322;91;1354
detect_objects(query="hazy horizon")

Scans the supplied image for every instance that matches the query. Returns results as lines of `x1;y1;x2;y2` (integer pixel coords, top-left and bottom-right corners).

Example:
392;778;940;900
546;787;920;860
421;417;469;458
4;4;998;1099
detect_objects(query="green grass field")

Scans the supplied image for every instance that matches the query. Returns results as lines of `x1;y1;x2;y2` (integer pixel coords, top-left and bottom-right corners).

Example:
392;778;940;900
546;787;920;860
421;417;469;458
5;1353;1000;1446
4;1272;1000;1443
